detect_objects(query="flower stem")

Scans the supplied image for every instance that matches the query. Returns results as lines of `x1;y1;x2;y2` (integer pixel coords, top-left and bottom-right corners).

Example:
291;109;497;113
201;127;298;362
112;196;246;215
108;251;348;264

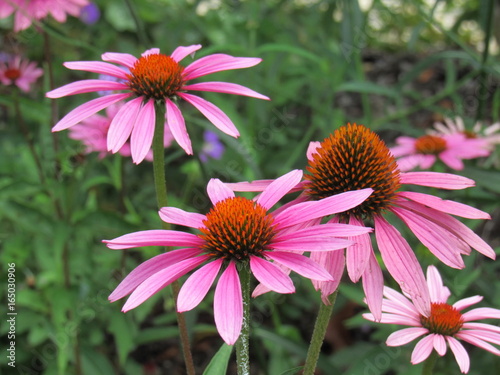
302;291;338;375
236;264;251;375
152;101;195;375
421;351;438;375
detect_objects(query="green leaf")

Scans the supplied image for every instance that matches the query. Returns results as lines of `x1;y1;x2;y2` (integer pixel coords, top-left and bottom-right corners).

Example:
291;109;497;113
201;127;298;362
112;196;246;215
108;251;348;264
109;313;136;365
202;343;233;375
336;81;399;98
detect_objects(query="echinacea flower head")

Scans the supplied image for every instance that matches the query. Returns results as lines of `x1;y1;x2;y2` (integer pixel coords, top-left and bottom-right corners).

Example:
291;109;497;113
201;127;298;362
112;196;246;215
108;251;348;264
390;132;490;171
228;123;495;319
363;266;500;373
0;54;43;92
0;0;89;32
104;170;373;344
68;104;173;161
46;45;269;164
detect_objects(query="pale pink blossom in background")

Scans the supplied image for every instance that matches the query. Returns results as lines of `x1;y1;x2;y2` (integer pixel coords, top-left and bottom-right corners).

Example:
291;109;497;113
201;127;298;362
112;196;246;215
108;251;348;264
47;45;269;163
68;104;174;161
104;170;373;344
363;265;500;374
227;124;495;319
0;0;89;32
0;54;43;92
390;133;490;171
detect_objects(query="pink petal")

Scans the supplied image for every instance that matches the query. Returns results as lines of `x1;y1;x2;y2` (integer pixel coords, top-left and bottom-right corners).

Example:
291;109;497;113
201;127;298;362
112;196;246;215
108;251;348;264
374;215;431;317
426;265;451;304
346;217;371;282
439;150;464;170
170;44;202;63
271;237;353;252
206;178;235;205
165;99;192;154
453;295;483;311
52;93;131;132
264;251;333;281
306;141;321;161
142;48;160;57
46;80;128;98
433;334;447;356
63;61;130;79
183;54;262;80
177;259;223;312
383;287;417;312
178;93;240;137
386;327;428;346
122;255;209;311
462;307;500;322
103;230;204;249
461;330;500;346
107;97;143;153
249;255;295;293
399;172;475;190
273;223;372;242
159;207;206;229
310;249;345;303
398;191;490;219
101;52;138;68
463;323;500;334
455;332;500;355
184;82;269;100
446;337;470;374
274;188;373;229
256;170;303;210
362;251;384;321
109;248;203;301
130;99;156;164
214;262;243;345
364;312;421;326
225;179;274;192
411;335;435;364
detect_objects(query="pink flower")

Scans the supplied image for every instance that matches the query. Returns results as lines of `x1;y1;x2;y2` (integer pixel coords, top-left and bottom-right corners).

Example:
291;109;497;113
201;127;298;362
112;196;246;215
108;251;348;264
46;45;269;163
68;104;173;161
0;54;43;92
390;132;490;172
227;124;495;319
363;265;500;374
0;0;89;32
104;170;373;344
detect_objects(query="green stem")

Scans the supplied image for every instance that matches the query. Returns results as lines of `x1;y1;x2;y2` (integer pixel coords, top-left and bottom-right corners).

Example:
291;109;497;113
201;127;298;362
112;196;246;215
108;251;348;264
152;102;195;375
236;264;251;375
302;291;338;375
421;350;438;375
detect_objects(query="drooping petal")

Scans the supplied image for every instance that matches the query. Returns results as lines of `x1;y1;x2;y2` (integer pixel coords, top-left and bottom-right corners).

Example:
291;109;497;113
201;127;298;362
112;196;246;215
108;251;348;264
122;255;209;311
446;337;470;374
109;248;203;301
177;259;223;312
346;216;371;282
399;172;475;190
433;334;447;356
159;207;206;229
101;52;138;68
249;255;295;294
63;61;130;79
453;295;483;311
178;93;240;137
107;97;142;152
310;249;345;304
362;250;384;321
51;93;131;132
214;262;243;345
130;99;156;164
206;178;235;205
170;44;202;63
46;80;128;98
165;99;192;154
411;335;435;364
183;54;262;81
103;230;204;249
264;251;333;281
386;327;428;346
183;82;269;100
398;191;490;219
256;169;303;210
374;215;431;317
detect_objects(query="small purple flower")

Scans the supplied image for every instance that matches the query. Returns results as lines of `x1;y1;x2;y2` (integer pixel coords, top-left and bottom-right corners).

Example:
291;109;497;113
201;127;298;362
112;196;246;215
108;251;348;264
200;130;225;163
79;2;100;25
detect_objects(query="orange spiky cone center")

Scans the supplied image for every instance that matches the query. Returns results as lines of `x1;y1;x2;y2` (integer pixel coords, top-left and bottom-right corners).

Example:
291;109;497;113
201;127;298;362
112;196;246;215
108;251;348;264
415;135;447;154
4;68;21;80
420;302;464;336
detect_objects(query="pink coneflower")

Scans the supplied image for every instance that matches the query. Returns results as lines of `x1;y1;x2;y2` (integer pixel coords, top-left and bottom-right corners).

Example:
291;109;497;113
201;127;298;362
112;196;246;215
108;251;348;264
104;170;373;344
363;265;500;373
0;0;89;32
68;104;173;161
0;54;43;92
432;116;500;150
46;45;269;163
390;132;490;171
228;124;495;319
